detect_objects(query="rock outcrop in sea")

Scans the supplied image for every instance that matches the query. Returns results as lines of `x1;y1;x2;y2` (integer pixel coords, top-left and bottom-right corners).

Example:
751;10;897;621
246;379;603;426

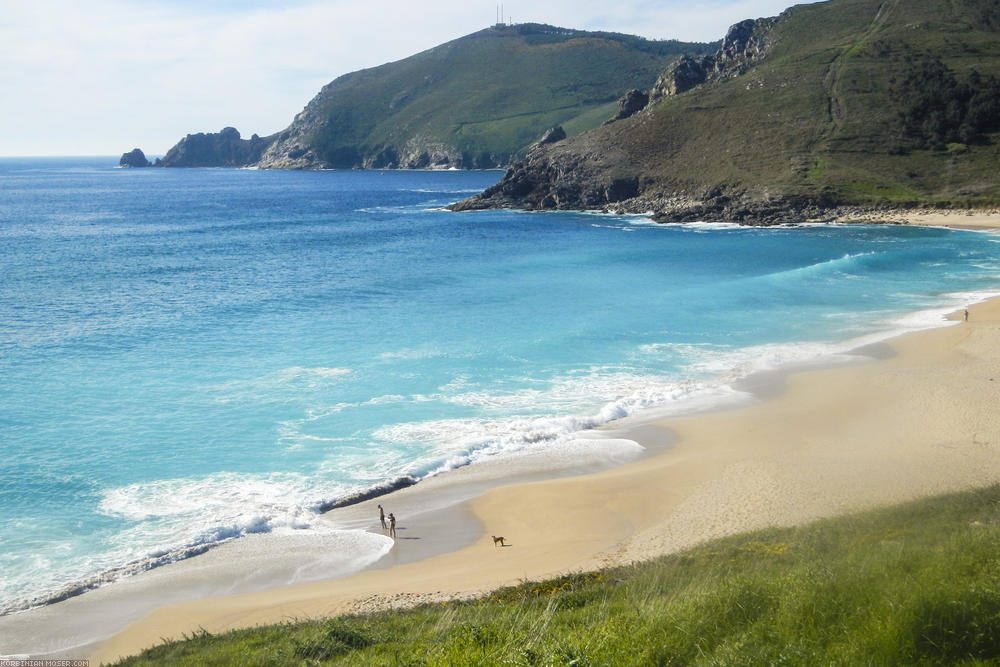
119;148;152;168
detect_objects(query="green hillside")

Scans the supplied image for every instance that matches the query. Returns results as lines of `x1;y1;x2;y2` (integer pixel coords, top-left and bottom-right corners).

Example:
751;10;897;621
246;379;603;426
114;485;1000;665
254;24;713;169
454;0;1000;220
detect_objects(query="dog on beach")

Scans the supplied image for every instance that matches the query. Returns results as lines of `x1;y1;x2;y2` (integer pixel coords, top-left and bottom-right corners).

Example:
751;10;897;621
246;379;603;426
492;535;506;547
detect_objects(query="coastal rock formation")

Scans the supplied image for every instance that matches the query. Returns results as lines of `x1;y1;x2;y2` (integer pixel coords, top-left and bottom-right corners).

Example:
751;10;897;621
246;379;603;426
649;56;707;98
449;139;641;212
119;148;152;168
536;126;567;145
604;90;649;124
157;127;275;168
648;17;777;104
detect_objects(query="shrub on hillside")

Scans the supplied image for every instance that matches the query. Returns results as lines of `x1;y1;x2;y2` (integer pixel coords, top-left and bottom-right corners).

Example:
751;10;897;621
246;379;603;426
893;55;1000;149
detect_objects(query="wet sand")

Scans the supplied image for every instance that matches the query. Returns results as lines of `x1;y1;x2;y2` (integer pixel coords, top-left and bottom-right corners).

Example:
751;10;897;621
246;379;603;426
83;297;1000;665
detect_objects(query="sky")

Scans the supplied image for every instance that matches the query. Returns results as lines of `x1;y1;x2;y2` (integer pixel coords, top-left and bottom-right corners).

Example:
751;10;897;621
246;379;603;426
0;0;820;157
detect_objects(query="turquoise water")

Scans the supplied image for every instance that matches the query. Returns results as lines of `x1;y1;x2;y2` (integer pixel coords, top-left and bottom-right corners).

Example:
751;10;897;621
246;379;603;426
2;157;999;612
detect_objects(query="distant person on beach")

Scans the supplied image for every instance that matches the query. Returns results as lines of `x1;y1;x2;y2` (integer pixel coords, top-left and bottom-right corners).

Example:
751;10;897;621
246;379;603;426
388;512;396;539
378;504;386;529
965;309;969;321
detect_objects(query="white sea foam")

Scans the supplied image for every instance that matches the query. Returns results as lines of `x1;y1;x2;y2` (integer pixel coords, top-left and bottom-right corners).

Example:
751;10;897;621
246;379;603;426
378;347;446;360
98;472;334;535
666;340;872;380
279;285;1000;498
0;471;371;613
278;366;352;380
660;221;745;231
890;290;1000;329
206;366;352;404
358;198;450;214
649;289;1000;386
0;520;393;617
272;366;353;390
276;394;410;449
623;216;660;226
371;374;752;478
403;188;484;194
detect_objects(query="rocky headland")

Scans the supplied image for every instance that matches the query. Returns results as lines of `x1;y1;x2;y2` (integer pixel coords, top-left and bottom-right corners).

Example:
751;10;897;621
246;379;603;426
450;17;797;221
452;0;1000;224
156;127;276;168
124;24;713;171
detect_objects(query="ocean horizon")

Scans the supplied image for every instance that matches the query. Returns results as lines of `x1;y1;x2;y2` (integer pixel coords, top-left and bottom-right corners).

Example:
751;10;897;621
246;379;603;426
2;156;999;615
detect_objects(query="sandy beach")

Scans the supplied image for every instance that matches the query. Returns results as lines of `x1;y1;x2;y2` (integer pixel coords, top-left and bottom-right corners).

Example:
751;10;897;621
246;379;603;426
836;208;1000;230
73;293;1000;665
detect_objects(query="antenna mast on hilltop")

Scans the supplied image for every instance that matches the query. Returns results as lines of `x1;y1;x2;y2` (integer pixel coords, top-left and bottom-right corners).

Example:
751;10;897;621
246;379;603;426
495;4;510;27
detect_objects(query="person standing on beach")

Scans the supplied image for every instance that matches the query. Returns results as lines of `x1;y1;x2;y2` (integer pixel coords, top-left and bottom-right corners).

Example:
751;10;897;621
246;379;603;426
965;309;969;321
388;512;396;539
378;504;386;530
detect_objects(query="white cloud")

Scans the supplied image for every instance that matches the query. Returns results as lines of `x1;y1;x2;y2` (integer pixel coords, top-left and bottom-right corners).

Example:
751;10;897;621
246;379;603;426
0;0;819;156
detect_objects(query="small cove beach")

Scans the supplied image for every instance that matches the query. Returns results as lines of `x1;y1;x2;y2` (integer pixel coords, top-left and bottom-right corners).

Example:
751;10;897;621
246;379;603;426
3;160;1000;662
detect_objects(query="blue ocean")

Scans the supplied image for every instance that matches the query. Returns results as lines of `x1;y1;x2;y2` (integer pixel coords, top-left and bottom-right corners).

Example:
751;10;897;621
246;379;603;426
2;157;999;613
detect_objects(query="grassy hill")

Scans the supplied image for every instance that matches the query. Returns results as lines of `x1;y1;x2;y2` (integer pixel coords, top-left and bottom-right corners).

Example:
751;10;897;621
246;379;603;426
454;0;1000;220
251;24;712;169
113;484;1000;665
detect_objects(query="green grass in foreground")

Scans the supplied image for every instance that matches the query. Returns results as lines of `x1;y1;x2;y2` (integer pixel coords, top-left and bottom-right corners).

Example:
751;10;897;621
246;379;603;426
114;485;1000;666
